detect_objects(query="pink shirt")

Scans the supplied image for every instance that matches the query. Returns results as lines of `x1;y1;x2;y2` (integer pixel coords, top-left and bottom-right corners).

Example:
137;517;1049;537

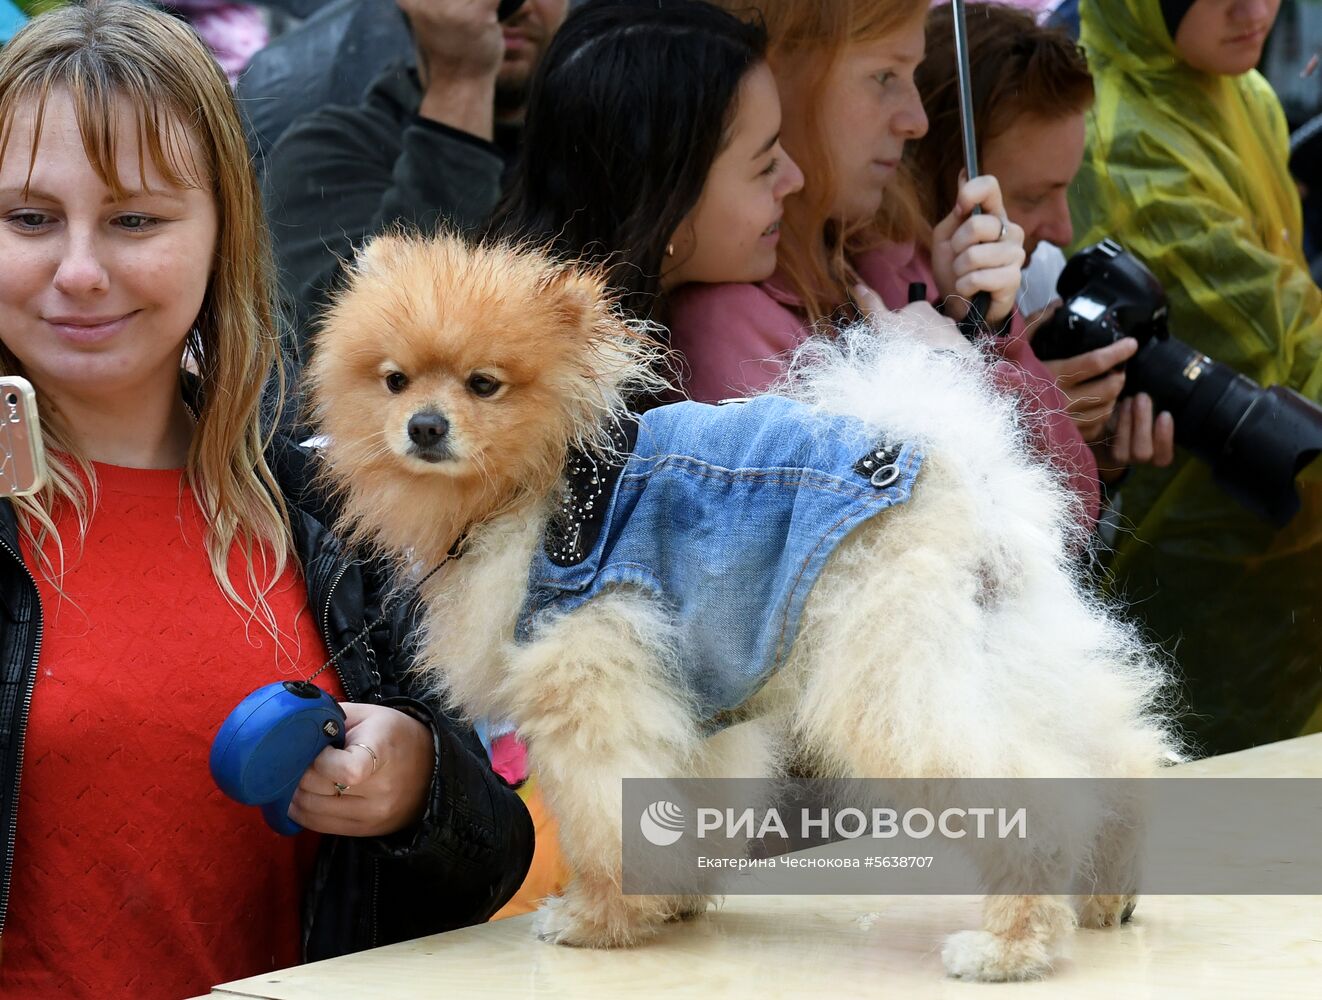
666;243;1100;526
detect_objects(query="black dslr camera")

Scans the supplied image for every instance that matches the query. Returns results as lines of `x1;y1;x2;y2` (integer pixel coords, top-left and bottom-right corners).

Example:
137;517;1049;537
1032;239;1322;526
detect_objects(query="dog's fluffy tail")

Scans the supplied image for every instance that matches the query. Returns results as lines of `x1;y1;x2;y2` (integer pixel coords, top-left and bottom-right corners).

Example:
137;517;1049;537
777;324;1183;774
778;321;1082;551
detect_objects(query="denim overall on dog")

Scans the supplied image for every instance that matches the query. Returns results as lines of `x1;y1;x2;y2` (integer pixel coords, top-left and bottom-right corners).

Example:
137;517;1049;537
516;395;924;726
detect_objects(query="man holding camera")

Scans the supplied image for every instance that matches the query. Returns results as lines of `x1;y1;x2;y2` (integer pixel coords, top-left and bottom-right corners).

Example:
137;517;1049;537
914;5;1177;479
916;0;1319;755
1069;0;1322;755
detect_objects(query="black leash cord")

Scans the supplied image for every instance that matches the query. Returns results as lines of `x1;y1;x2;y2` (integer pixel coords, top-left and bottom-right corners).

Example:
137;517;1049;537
305;553;456;684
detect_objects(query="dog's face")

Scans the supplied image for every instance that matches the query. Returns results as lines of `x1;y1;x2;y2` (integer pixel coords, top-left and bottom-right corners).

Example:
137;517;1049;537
309;234;643;544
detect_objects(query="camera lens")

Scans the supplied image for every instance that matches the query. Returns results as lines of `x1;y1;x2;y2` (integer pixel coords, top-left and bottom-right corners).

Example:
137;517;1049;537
1130;336;1322;525
1044;240;1322;524
4;393;16;407
1126;337;1233;429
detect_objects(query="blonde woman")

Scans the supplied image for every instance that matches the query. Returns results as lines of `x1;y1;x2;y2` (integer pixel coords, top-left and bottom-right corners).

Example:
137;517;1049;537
0;3;532;997
668;0;1101;527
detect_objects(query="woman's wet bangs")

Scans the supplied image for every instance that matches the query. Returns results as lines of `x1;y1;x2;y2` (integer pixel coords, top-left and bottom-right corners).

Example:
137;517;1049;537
0;52;211;201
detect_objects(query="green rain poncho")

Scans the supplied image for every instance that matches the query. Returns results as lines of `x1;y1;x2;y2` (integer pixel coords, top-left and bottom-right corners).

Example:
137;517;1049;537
1071;0;1322;754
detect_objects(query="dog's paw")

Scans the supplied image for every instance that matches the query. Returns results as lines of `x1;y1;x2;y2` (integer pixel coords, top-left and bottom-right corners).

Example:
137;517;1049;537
534;895;602;947
533;894;657;949
666;894;718;922
941;930;1054;982
1077;893;1137;929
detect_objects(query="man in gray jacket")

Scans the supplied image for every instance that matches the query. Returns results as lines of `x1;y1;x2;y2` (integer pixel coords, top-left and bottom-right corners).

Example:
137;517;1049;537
262;0;569;362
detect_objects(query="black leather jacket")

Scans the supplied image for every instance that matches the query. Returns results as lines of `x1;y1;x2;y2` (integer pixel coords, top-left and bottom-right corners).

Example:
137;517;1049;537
0;431;534;964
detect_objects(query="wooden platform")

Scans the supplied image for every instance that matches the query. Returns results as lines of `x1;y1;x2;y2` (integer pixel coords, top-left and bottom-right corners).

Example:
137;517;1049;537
194;734;1322;999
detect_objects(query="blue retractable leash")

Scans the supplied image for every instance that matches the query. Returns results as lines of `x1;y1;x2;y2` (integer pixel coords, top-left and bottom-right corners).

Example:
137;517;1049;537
210;554;457;834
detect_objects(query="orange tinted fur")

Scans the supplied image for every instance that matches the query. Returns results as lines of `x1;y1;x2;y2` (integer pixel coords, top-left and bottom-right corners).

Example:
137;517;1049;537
306;232;663;564
309;233;1175;982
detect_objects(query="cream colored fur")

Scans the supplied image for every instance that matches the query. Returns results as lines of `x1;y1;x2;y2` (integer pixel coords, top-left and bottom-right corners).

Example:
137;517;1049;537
401;329;1176;981
312;238;1178;982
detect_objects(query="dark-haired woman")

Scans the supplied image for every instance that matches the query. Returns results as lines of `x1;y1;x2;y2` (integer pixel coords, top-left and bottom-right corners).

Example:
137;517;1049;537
495;0;803;332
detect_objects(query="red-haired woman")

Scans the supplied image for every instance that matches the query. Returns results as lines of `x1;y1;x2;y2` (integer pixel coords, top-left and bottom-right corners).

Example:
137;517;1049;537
668;0;1100;526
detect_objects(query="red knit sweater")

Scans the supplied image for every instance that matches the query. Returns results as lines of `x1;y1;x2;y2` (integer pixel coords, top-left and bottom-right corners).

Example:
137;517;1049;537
1;463;342;999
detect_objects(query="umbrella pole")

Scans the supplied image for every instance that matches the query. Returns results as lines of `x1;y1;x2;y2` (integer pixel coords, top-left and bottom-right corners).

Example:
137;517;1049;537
950;0;995;337
952;0;981;183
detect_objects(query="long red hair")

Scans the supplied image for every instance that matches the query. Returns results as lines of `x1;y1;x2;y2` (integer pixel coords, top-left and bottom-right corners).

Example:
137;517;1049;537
715;0;931;323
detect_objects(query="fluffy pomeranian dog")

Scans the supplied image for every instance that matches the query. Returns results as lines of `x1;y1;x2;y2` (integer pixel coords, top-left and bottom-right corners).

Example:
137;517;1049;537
308;233;1177;982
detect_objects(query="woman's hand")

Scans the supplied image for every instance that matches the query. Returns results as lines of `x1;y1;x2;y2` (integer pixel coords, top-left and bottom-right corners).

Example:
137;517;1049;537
290;702;436;838
930;174;1025;325
854;283;974;355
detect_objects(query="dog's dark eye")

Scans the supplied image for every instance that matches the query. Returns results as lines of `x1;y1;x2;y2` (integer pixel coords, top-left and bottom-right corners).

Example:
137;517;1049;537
468;373;502;398
385;372;409;394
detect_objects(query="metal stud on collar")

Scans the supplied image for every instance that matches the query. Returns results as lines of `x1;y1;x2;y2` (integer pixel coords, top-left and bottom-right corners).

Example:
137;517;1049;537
854;443;903;489
546;420;633;566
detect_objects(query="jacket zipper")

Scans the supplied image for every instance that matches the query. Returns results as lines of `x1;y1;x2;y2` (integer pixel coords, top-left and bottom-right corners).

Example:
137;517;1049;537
318;560;356;702
371;857;381;948
0;536;45;941
313;557;381;951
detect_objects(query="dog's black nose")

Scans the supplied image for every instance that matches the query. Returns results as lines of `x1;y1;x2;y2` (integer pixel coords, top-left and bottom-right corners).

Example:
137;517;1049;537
407;412;450;448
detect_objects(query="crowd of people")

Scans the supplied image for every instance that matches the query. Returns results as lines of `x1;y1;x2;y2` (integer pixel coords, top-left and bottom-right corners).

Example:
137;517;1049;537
0;0;1318;995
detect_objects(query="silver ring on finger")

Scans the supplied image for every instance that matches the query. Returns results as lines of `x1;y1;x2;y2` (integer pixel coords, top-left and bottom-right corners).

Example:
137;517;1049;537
351;742;382;776
997;216;1008;241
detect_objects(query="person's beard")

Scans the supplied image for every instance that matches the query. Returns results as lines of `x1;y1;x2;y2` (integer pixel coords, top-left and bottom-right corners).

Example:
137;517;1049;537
495;66;533;121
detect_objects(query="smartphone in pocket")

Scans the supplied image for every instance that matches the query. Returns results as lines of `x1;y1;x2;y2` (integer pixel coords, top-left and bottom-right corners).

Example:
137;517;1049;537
0;375;48;497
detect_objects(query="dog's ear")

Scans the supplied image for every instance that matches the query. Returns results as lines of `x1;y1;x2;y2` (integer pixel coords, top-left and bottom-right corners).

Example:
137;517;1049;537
352;233;409;278
537;265;612;336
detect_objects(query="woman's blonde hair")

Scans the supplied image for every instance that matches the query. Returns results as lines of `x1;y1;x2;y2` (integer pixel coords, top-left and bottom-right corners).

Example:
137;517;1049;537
0;0;293;619
715;0;931;323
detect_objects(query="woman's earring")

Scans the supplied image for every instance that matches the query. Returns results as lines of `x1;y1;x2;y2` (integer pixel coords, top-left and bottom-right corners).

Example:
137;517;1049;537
666;243;675;257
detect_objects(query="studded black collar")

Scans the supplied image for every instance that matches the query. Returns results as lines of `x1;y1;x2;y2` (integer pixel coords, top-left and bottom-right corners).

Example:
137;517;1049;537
544;415;640;567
